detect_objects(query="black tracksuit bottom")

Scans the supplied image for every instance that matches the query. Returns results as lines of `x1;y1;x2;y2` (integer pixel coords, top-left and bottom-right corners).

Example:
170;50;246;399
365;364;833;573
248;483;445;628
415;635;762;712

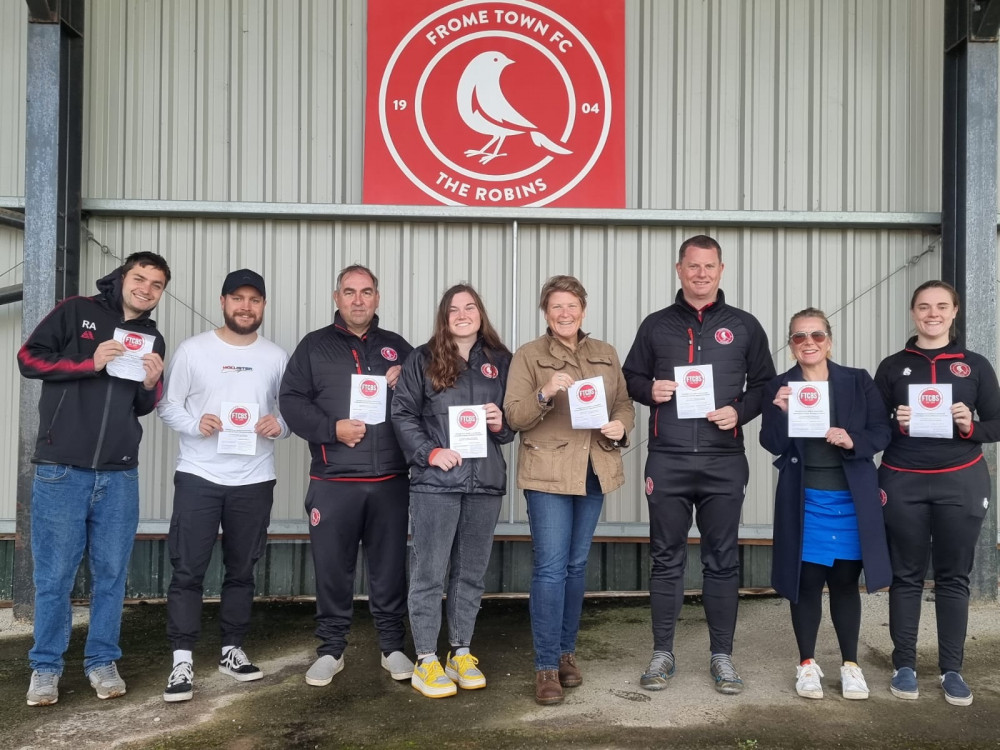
645;452;749;656
305;476;410;659
167;472;275;651
879;460;990;674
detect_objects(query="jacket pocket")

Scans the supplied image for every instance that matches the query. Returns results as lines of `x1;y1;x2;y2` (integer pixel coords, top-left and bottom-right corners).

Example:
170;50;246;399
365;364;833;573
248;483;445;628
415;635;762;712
536;357;567;372
520;438;570;483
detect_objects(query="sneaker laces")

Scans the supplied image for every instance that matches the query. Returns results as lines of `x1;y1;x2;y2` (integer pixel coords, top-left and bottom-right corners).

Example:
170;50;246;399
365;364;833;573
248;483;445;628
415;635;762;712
646;651;674;676
798;661;824;679
225;647;250;667
712;655;741;682
90;664;120;684
452;653;479;672
33;672;57;690
167;662;193;687
842;664;865;686
421;659;447;682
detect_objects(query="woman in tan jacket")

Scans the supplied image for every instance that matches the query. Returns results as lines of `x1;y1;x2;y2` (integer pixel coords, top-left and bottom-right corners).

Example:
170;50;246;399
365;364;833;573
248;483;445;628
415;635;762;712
504;275;634;706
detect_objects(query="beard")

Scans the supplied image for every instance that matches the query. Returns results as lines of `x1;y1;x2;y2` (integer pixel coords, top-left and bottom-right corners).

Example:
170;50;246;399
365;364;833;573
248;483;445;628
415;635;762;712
224;310;263;336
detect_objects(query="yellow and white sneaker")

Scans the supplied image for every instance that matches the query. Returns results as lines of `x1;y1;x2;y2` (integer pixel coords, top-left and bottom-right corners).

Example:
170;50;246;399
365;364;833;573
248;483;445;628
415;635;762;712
445;651;486;690
411;658;457;698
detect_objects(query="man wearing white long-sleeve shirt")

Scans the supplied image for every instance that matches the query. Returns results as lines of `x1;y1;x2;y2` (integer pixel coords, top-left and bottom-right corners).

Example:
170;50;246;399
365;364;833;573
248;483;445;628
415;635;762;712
156;269;289;703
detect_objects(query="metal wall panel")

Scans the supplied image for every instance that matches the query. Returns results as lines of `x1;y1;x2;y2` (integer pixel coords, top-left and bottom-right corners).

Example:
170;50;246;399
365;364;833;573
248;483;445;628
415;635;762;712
0;227;24;523
75;1;946;212
0;0;27;197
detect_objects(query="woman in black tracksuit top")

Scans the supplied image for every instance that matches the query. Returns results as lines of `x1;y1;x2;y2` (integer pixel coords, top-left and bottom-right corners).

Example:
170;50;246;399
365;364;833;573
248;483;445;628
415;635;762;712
391;284;514;699
874;280;1000;707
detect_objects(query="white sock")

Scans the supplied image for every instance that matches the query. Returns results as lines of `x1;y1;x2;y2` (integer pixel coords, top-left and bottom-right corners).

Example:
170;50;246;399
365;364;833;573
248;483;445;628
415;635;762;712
418;653;438;664
454;647;470;657
173;650;193;667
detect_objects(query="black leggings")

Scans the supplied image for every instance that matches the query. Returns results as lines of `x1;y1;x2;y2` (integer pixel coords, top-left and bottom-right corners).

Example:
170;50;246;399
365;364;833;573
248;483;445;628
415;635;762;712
789;559;863;663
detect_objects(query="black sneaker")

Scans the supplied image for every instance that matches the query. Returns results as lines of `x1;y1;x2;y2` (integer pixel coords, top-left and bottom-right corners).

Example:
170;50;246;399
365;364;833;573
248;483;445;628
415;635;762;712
163;662;193;702
218;647;263;682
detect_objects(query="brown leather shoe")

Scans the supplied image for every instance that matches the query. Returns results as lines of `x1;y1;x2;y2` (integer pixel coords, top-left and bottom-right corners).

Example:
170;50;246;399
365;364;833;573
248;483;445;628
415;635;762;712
535;669;564;705
558;653;582;688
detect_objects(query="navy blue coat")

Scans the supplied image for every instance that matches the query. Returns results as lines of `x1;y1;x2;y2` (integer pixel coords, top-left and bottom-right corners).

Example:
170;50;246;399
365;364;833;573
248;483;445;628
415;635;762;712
759;361;893;602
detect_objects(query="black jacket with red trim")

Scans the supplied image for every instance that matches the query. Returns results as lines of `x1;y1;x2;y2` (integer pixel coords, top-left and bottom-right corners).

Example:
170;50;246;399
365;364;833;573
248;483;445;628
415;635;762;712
874;336;1000;470
391;339;515;495
623;289;775;455
279;312;413;479
17;268;166;470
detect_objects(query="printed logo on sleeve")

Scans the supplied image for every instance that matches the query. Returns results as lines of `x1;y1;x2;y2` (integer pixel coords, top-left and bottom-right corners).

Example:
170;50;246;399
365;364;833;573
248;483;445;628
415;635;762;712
645;477;654;495
310;508;322;526
879;489;887;507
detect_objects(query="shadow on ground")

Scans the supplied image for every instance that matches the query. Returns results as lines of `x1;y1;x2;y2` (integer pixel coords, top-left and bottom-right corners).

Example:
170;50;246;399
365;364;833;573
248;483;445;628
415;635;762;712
1;596;999;749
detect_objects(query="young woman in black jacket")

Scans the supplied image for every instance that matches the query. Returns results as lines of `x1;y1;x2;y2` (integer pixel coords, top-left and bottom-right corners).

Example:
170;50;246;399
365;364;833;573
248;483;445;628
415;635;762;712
391;284;514;699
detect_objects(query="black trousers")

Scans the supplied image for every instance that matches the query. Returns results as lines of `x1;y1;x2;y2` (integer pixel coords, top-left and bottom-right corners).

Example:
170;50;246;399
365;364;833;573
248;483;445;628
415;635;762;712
166;471;275;651
645;452;748;655
879;460;990;673
789;559;863;663
306;476;410;658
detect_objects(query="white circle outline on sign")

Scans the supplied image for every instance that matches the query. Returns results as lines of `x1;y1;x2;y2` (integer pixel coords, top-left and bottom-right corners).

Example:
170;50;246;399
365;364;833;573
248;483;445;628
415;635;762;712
377;0;613;206
415;31;576;182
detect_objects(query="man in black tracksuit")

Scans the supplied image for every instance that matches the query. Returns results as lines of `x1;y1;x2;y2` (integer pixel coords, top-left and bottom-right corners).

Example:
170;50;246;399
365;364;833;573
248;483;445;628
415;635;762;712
279;265;415;687
623;235;774;695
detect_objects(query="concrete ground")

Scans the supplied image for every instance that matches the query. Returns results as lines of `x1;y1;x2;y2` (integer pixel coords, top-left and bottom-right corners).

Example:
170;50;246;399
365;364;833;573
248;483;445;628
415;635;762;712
0;593;998;749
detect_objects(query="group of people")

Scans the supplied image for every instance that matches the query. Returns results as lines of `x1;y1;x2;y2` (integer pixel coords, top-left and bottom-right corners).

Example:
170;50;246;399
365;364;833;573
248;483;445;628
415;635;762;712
16;234;998;712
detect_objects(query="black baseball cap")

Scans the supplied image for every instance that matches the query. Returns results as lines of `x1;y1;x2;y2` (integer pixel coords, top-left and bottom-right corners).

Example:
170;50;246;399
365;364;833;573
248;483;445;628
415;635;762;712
221;269;266;298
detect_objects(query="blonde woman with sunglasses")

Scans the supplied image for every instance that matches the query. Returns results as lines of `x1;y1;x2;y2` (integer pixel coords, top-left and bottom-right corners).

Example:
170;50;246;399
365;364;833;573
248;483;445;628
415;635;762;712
760;308;892;702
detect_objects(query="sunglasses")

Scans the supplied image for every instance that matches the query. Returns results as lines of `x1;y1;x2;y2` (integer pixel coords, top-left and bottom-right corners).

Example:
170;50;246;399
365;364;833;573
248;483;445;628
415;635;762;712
789;331;829;345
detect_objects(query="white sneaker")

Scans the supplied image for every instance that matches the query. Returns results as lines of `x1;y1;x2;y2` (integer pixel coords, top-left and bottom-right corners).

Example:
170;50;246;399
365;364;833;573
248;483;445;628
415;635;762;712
795;659;824;699
841;663;870;700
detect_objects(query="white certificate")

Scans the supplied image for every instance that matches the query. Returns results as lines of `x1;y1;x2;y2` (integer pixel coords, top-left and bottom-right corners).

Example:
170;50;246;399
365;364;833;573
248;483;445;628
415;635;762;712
218;401;259;455
106;328;155;382
568;376;609;430
909;383;954;438
448;405;487;458
787;381;831;438
674;364;716;419
349;374;388;425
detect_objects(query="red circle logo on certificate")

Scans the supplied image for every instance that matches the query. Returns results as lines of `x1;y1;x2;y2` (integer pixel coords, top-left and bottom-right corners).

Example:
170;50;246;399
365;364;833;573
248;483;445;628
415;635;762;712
577;383;596;402
918;388;943;410
684;370;705;390
797;386;821;407
229;406;251;427
458;409;479;429
123;333;145;351
360;379;381;398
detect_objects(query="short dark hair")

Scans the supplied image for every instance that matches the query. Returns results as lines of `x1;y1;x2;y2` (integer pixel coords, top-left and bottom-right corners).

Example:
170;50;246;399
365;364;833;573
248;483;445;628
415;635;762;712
678;235;722;264
910;280;959;310
336;264;379;292
122;252;171;285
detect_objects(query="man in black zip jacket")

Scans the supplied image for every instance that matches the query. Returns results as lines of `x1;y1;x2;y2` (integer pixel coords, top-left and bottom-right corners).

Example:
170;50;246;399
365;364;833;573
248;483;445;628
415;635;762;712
623;235;774;696
19;252;170;707
279;264;416;688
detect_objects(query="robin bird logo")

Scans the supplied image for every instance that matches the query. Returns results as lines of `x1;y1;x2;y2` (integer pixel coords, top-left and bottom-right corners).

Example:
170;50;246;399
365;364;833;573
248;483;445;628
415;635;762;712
457;51;573;165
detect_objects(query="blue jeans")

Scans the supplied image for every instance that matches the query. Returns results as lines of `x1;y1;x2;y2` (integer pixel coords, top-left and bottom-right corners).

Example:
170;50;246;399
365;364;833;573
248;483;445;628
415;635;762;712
408;492;503;656
525;468;604;671
29;465;140;675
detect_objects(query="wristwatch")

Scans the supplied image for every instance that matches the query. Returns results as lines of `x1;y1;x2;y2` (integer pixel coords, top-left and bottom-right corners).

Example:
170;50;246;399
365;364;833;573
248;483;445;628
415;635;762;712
537;390;550;405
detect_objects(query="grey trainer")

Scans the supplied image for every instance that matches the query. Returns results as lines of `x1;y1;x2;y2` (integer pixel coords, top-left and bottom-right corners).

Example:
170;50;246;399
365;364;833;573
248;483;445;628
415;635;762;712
381;650;414;680
640;651;676;691
710;654;744;695
26;671;59;706
88;662;127;700
305;654;344;686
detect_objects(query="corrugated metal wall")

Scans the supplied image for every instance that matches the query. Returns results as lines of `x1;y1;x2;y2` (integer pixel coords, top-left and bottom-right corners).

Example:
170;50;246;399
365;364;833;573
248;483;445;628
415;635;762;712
0;1;965;550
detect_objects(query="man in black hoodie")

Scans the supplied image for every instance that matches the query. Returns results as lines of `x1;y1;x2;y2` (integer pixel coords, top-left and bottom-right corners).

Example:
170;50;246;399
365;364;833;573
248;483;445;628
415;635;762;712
18;252;170;706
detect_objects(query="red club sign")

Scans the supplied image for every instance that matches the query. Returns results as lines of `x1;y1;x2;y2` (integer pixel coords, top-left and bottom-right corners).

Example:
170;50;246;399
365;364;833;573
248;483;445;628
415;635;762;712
360;379;381;398
919;388;943;410
122;333;145;351
229;406;251;428
577;383;596;402
684;370;705;390
457;409;479;429
797;385;821;407
364;0;625;208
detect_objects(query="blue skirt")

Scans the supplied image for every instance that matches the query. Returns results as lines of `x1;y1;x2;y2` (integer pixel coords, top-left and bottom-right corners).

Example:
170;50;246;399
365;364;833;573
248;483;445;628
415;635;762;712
801;488;861;566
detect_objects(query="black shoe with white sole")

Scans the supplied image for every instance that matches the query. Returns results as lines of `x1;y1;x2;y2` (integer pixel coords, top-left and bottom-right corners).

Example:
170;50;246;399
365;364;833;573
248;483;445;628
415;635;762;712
219;647;263;682
163;662;193;702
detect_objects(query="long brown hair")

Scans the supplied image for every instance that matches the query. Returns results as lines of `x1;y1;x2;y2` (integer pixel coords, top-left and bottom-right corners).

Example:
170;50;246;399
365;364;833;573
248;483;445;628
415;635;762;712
427;284;510;391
